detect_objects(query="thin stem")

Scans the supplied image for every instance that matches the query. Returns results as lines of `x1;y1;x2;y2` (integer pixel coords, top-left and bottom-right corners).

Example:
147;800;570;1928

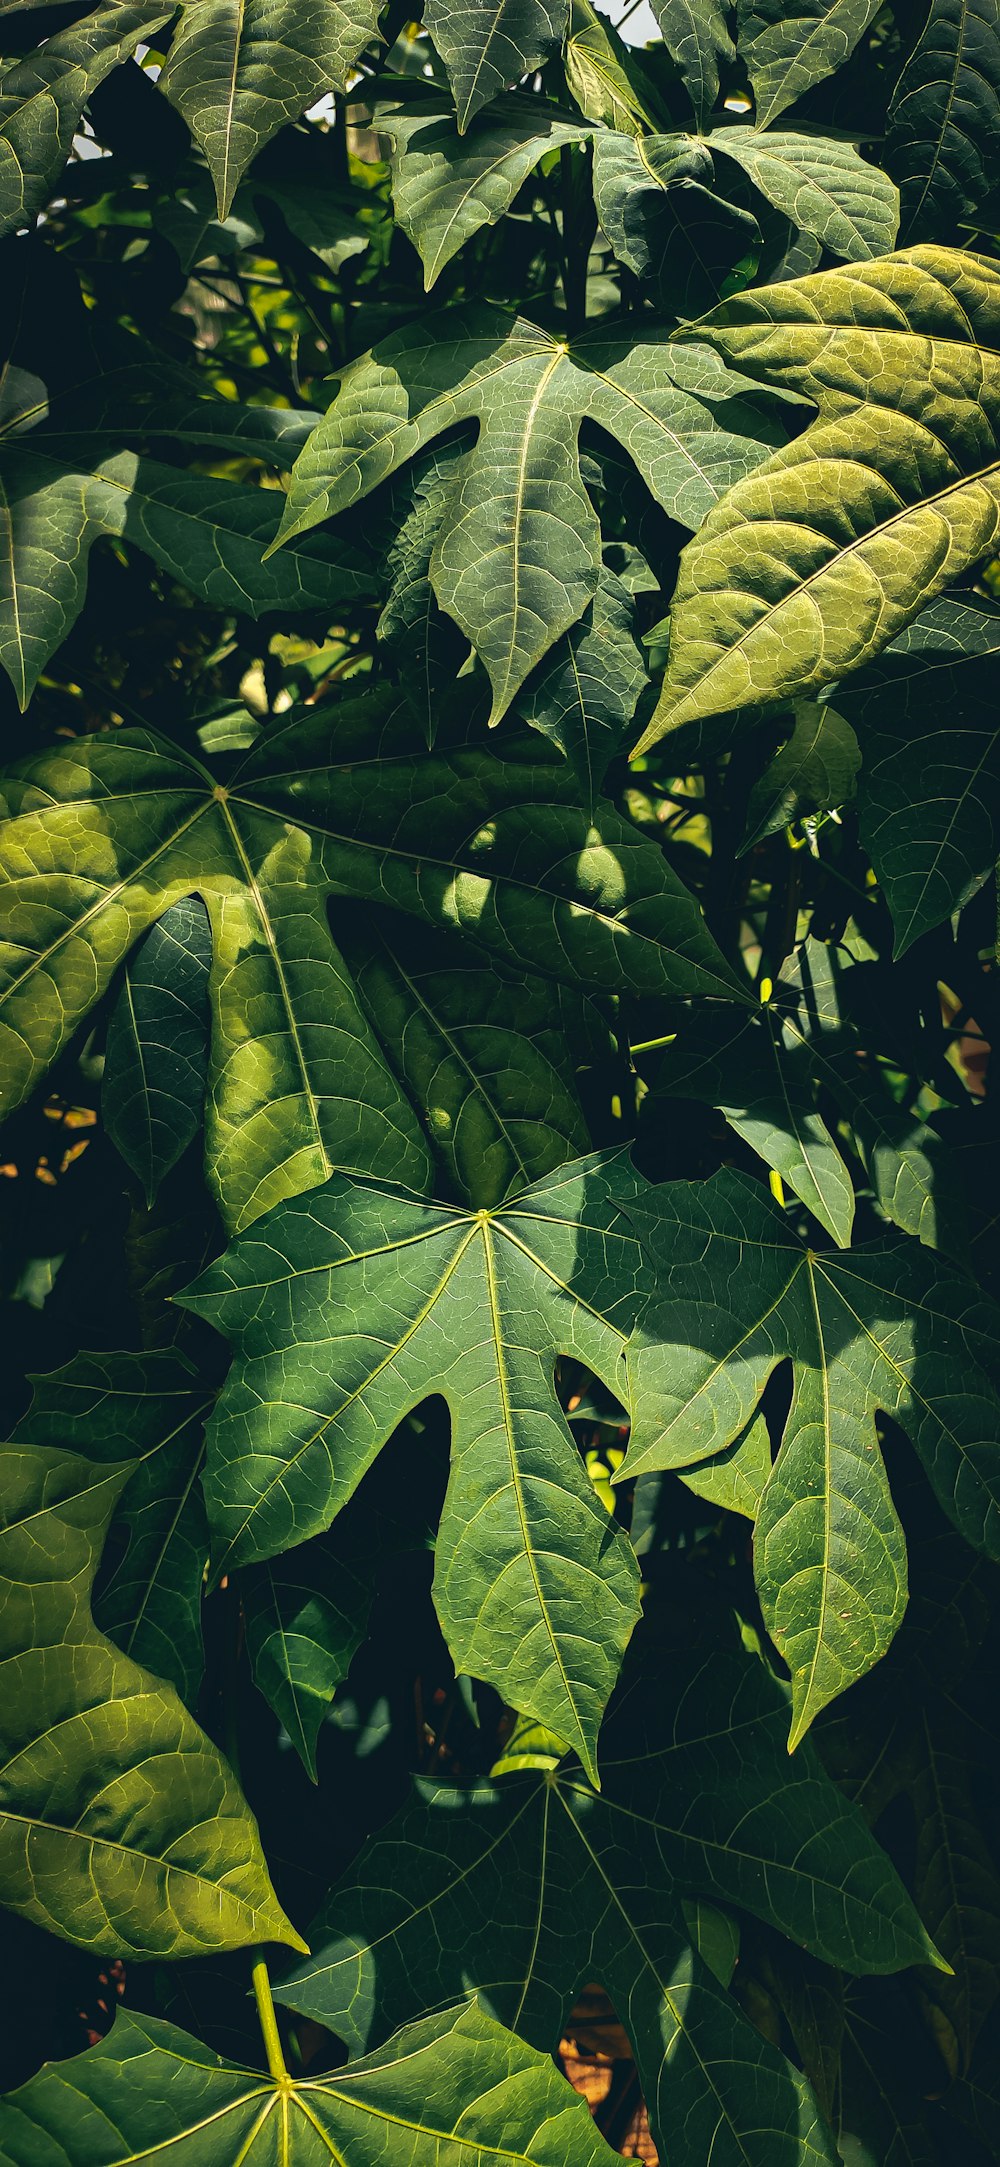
252;1956;290;2085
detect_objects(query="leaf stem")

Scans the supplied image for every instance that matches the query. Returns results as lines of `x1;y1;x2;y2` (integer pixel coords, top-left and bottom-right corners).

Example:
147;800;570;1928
252;1956;290;2085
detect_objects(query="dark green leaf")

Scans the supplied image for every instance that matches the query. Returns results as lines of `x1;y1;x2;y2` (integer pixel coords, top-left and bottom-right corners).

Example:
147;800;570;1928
379;94;593;287
736;0;884;127
423;0;568;129
104;895;213;1205
887;0;1000;241
651;0;734;129
0;1;170;239
243;1531;374;1780
741;702;860;849
592;130;761;316
707;124;899;260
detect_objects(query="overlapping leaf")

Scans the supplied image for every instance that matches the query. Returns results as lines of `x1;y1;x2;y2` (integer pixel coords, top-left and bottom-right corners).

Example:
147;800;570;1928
243;1530;374;1779
271;302;785;719
564;0;654;135
0;1;170;240
178;1151;669;1775
741;702;860;850
652;0;734;130
161;0;381;216
591;131;760;317
279;1605;937;2165
0;1420;300;1958
104;895;213;1204
378;94;592;286
623;1168;1000;1742
887;0;1000;241
638;247;1000;746
0;2002;616;2167
0;696;743;1232
424;0;567;129
736;0;884;127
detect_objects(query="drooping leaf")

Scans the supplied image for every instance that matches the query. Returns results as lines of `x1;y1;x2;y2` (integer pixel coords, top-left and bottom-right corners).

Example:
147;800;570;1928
11;1348;212;1705
161;0;381;216
736;0;884;128
623;1168;1000;1742
840;594;1000;951
887;0;1000;242
378;94;592;287
651;0;734;130
741;702;860;849
0;1426;302;1958
592;130;761;317
0;697;744;1233
637;248;1000;747
104;895;213;1205
563;0;655;134
0;1;170;241
270;301;785;720
0;2002;617;2167
279;1601;938;2164
423;0;568;129
243;1530;374;1780
178;1151;670;1776
706;124;899;261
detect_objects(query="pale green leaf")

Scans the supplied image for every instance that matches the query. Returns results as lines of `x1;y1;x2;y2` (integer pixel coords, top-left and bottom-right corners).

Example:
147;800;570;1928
637;248;1000;747
736;0;884;128
0;1;170;239
161;0;381;216
707;124;899;261
676;1412;773;1518
741;702;860;849
887;0;1000;242
423;0;568;129
378;94;592;286
104;895;213;1205
0;2002;617;2167
271;302;784;720
0;1429;302;1958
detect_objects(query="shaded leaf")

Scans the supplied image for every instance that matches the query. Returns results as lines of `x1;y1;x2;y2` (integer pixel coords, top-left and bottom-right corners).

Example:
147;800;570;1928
887;0;1000;242
707;123;899;261
592;130;761;316
741;701;860;849
0;1;169;240
104;894;213;1205
564;0;654;133
651;0;734;130
379;93;592;287
423;0;568;129
0;2002;617;2167
513;561;648;805
243;1531;374;1780
0;1426;301;1958
736;0;884;128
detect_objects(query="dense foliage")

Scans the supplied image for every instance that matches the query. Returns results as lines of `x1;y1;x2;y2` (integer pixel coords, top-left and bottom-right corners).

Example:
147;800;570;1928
1;2;1000;2160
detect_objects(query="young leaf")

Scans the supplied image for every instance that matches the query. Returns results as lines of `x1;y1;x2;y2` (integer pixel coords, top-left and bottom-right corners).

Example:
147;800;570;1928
0;1433;301;1958
161;0;381;217
12;1348;211;1705
637;247;1000;748
707;125;899;261
736;0;884;128
841;594;1000;951
270;302;785;720
0;1;170;240
0;2003;617;2167
887;0;1000;242
741;702;860;849
624;1169;1000;1741
0;700;745;1232
423;0;568;130
379;94;593;287
178;1152;666;1778
280;1608;938;2162
651;0;735;130
104;894;213;1205
243;1532;374;1780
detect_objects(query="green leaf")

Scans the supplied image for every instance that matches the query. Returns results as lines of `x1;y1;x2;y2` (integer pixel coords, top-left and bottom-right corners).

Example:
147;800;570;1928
279;1603;938;2162
841;595;1000;950
178;1151;666;1776
624;1169;1000;1741
243;1530;374;1780
423;0;568;129
12;1348;211;1706
592;130;761;317
651;0;734;130
0;697;744;1231
0;1;170;240
887;0;1000;242
637;247;1000;747
0;2002;617;2167
909;1704;1000;2066
514;561;649;805
564;0;655;135
161;0;381;216
376;438;470;740
104;895;213;1205
0;1426;302;1959
271;301;785;720
741;701;860;849
379;94;592;287
676;1411;774;1518
736;0;884;128
707;124;899;261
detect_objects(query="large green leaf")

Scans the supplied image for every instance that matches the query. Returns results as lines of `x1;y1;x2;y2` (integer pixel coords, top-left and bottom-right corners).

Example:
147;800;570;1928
178;1151;671;1776
0;2002;616;2167
161;0;381;217
423;0;568;129
0;1;170;240
104;895;213;1205
280;1604;938;2165
0;697;743;1232
651;0;734;130
0;1424;301;1959
623;1169;1000;1742
840;595;1000;951
706;124;899;260
11;1348;211;1705
637;247;1000;747
379;94;592;286
735;0;884;127
887;0;1000;242
270;302;784;719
